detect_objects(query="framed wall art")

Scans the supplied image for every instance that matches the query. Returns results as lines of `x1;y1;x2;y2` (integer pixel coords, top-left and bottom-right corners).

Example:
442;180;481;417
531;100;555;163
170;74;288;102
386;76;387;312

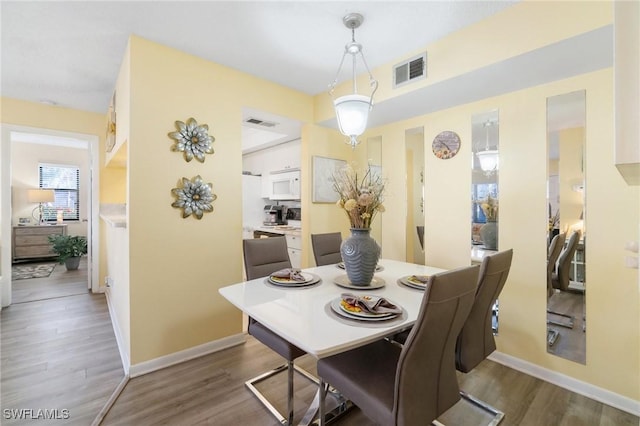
312;156;347;203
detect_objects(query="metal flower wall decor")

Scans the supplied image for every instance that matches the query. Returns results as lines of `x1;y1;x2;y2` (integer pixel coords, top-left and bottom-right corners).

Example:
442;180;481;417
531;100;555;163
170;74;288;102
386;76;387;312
171;175;217;219
168;117;215;162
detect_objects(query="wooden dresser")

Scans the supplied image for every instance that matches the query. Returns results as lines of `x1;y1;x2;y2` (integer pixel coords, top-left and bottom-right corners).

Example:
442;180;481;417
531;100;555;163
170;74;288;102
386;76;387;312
12;225;67;263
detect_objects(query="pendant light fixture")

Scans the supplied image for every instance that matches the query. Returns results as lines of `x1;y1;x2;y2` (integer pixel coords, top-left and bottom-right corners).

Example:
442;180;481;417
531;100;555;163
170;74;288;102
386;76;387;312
328;13;378;149
477;120;499;173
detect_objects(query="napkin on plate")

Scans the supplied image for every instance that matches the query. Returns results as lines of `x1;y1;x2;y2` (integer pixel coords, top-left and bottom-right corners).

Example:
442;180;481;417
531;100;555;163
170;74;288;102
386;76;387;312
341;293;402;314
408;275;430;284
271;268;306;282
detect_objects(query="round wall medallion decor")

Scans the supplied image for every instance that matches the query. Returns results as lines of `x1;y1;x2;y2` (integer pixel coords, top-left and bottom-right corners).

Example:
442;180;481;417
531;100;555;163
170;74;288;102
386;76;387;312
168;117;215;162
171;175;217;219
432;131;461;160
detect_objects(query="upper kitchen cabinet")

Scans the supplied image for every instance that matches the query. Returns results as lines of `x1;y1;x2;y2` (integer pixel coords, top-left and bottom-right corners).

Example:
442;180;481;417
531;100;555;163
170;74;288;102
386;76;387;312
614;1;639;185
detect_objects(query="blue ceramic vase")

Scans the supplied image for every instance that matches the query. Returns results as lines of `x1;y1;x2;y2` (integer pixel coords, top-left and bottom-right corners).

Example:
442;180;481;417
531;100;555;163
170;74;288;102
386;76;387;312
340;228;380;285
480;221;498;250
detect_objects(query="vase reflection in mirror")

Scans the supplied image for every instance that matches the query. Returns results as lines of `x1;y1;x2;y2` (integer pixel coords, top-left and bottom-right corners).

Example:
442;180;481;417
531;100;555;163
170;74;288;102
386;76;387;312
471;111;499;252
471;110;500;334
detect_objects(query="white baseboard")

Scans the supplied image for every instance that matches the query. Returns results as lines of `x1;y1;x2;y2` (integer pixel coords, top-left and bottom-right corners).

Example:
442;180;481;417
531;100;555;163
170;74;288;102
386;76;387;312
104;289;130;375
488;351;640;416
128;334;246;378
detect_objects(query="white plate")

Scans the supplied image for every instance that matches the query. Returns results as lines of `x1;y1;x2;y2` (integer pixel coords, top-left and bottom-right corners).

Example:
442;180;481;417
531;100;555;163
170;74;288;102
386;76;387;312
336;262;384;272
330;298;399;322
268;272;320;287
337;295;397;318
397;275;430;290
333;274;385;290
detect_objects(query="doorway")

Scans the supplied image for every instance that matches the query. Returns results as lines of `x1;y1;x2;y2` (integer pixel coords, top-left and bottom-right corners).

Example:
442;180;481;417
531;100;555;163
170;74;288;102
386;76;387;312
1;124;100;307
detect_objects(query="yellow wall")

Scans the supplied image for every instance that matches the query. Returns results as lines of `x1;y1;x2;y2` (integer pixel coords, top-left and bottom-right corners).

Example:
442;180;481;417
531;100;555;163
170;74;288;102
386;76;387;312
102;41;132;364
300;124;353;267
309;1;638;400
125;36;314;364
349;69;639;401
558;127;585;233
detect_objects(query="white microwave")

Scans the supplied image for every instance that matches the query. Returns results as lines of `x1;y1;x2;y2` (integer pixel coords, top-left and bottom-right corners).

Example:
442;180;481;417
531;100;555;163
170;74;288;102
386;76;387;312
269;169;300;200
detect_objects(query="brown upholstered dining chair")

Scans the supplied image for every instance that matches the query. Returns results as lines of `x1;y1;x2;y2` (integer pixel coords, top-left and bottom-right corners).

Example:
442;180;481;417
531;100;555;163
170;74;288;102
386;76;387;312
242;237;316;425
547;231;580;335
310;232;343;266
317;265;480;426
547;233;566;299
551;231;580;292
455;249;513;425
546;233;572;341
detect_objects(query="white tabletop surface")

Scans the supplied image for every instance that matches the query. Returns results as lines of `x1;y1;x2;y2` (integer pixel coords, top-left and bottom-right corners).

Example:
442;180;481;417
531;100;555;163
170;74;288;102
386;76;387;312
219;259;445;359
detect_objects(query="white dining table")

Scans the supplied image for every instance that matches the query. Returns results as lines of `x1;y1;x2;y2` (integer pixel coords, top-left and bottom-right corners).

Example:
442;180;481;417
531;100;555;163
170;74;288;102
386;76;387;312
219;259;446;359
219;258;446;425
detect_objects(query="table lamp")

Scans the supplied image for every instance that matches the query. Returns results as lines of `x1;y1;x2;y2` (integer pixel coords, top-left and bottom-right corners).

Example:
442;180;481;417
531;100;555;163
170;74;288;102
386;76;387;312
27;189;55;224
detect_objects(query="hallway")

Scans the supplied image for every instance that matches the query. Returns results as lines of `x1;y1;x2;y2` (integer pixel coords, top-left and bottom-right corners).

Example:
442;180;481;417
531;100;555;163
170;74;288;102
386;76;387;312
1;262;123;425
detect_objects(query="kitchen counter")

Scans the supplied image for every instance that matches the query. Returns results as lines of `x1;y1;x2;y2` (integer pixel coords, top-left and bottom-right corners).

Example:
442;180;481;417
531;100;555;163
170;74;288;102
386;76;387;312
100;203;127;228
254;225;301;237
100;214;126;228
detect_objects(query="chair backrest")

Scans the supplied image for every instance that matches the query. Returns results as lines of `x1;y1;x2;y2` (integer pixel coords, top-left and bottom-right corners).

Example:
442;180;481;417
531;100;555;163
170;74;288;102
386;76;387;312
243;237;292;280
455;249;513;374
393;265;479;425
416;226;425;250
556;231;580;291
547;233;566;298
311;232;343;266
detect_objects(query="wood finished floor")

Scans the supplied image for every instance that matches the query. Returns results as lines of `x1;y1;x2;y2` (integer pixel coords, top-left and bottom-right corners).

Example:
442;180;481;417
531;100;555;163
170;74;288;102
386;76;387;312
11;258;89;304
547;289;586;364
2;267;637;425
103;336;639;426
1;258;124;425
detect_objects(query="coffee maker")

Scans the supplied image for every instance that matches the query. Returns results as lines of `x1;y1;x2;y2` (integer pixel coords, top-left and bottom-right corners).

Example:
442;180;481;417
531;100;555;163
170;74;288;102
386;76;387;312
263;205;286;225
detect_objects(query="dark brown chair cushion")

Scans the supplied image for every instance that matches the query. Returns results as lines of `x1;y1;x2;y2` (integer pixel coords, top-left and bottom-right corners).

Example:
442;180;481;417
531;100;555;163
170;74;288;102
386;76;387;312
311;232;343;266
455;249;513;373
243;236;292;280
551;231;580;292
318;265;479;425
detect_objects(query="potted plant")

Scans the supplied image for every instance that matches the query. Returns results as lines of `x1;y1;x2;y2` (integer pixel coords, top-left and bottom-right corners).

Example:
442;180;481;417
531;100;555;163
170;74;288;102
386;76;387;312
48;234;88;270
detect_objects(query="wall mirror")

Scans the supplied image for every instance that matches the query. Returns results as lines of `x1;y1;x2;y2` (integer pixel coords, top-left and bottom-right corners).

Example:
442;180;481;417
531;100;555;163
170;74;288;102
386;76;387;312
405;127;425;264
367;136;382;246
546;90;586;364
471;110;500;333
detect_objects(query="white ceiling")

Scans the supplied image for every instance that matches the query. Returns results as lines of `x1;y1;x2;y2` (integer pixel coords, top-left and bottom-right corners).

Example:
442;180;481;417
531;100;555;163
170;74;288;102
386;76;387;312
1;1;611;152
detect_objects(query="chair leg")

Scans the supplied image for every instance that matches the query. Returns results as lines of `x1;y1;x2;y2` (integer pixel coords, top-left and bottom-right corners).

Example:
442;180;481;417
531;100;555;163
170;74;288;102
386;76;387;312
319;379;326;426
547;309;574;329
460;390;505;426
287;361;294;425
245;362;319;425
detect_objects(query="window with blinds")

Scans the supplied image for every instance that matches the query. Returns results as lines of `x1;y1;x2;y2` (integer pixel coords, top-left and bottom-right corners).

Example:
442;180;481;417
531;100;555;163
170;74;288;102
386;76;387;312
39;163;80;221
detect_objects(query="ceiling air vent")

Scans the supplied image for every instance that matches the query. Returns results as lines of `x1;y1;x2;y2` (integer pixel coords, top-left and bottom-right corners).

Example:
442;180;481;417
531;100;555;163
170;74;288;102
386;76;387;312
393;53;427;88
245;117;277;128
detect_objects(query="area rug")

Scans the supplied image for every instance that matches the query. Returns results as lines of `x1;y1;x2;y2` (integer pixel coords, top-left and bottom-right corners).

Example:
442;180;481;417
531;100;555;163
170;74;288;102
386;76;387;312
12;263;56;280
